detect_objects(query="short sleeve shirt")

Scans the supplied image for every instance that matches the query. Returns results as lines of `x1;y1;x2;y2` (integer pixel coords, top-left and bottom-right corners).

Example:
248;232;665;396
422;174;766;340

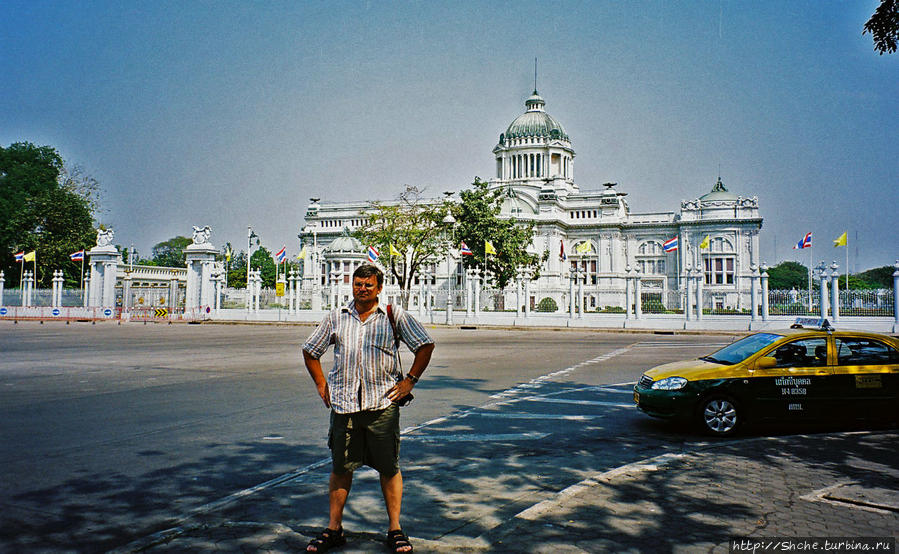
303;301;434;414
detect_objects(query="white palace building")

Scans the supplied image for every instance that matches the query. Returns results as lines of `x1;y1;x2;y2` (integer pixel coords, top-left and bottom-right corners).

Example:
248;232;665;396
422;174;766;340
298;89;763;315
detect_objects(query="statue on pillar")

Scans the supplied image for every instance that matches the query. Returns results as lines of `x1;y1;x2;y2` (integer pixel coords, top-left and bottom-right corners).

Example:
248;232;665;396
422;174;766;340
96;228;115;248
192;225;212;245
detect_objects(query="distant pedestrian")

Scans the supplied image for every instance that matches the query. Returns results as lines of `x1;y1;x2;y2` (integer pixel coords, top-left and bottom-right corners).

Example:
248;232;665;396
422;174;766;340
302;264;434;553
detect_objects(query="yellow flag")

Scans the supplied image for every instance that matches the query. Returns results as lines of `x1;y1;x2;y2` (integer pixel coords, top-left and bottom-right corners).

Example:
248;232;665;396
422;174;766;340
575;241;592;254
297;246;307;260
485;240;497;255
390;244;401;257
225;246;232;262
833;232;847;247
23;251;36;262
699;235;710;249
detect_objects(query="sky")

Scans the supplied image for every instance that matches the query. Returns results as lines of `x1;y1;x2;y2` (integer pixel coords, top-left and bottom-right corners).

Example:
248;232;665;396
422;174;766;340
2;1;896;272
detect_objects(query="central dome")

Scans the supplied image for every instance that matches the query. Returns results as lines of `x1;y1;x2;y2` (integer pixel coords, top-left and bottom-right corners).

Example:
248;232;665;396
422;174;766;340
504;90;569;141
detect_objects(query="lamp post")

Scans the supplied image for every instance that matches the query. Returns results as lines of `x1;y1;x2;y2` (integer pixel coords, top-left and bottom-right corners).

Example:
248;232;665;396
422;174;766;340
442;202;456;325
247;226;259;311
815;261;828;318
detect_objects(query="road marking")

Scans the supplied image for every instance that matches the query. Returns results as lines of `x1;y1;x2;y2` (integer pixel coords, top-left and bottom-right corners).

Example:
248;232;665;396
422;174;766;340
800;482;899;514
489;347;633;401
467;412;601;420
514;452;688;521
512;398;635;409
406;432;550;442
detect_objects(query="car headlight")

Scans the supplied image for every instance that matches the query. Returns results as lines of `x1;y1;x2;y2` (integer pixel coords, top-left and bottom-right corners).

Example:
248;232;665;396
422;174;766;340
651;376;688;390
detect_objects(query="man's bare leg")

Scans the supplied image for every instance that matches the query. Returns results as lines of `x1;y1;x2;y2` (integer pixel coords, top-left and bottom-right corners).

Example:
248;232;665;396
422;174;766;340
380;470;411;551
307;471;353;552
328;471;353;530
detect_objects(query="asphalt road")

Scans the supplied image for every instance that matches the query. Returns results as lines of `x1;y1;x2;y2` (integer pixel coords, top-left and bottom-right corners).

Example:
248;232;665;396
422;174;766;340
0;321;737;552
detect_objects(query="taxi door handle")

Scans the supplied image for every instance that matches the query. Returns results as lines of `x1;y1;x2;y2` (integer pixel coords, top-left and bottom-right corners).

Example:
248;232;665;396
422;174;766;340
815;371;829;375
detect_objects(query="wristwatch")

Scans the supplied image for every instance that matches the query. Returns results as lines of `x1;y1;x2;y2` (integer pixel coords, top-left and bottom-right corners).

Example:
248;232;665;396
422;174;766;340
406;373;419;384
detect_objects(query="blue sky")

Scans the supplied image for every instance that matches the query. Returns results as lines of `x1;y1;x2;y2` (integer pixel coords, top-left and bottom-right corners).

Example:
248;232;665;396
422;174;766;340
2;1;896;271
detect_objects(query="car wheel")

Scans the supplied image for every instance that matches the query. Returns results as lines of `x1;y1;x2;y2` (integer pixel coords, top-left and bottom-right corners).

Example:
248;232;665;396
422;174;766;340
699;395;740;436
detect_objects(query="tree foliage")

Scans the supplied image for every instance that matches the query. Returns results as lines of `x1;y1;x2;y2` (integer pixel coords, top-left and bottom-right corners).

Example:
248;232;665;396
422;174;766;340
864;0;898;54
251;246;277;288
455;177;543;289
854;265;895;289
766;261;809;290
354;186;453;306
59;162;102;215
149;236;192;267
0;142;97;287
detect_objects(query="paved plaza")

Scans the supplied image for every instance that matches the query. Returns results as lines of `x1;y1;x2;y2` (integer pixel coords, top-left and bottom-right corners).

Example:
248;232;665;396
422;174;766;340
0;321;896;553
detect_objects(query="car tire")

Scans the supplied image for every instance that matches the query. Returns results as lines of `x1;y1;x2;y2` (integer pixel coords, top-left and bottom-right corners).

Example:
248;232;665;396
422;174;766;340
699;394;740;436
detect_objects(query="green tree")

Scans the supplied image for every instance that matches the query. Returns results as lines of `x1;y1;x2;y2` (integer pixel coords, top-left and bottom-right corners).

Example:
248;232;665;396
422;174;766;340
354;186;453;307
864;0;898;54
250;246;276;287
854;265;894;289
227;250;248;288
766;261;810;290
455;177;543;289
0;142;97;287
149;236;192;267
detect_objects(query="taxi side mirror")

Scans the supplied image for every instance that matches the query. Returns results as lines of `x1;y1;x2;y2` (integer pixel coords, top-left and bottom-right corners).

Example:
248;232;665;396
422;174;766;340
757;357;777;369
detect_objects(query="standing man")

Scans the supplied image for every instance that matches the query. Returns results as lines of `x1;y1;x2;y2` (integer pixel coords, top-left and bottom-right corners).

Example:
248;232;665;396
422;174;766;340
302;264;434;553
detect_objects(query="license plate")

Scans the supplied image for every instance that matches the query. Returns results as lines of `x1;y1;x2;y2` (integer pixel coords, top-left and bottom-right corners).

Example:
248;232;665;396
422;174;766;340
633;391;639;404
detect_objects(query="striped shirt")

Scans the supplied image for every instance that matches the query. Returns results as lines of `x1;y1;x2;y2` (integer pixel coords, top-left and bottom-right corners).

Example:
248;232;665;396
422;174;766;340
303;301;434;414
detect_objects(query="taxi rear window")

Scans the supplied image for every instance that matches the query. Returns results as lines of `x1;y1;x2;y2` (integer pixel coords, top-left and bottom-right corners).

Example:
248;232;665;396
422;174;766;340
835;338;899;365
706;333;782;364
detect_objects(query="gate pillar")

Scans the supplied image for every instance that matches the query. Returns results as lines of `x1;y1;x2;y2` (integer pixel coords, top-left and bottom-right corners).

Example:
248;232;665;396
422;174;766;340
88;229;122;308
184;226;217;314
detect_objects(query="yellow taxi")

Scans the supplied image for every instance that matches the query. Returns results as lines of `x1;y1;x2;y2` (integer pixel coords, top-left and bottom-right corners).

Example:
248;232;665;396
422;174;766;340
633;319;899;436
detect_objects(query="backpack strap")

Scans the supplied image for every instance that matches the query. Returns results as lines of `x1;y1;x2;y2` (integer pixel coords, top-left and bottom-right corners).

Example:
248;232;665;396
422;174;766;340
386;304;401;349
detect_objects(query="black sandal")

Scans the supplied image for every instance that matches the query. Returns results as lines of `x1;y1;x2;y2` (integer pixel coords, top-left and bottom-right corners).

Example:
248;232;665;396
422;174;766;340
386;529;413;552
306;527;346;552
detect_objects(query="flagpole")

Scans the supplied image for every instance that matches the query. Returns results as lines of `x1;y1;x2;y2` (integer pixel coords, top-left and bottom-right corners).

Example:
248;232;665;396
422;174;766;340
676;238;680;290
845;234;849;291
808;244;813;312
80;254;85;303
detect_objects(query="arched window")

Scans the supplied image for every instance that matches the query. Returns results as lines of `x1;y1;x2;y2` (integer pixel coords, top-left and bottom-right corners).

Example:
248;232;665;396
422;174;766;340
703;237;736;285
636;241;666;275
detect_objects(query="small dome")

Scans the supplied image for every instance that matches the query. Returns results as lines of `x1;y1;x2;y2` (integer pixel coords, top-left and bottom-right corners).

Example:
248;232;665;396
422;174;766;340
700;177;738;202
325;235;363;253
504;90;569;141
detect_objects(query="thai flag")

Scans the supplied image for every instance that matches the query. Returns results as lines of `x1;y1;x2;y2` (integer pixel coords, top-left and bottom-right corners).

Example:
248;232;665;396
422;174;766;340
559;241;567;261
14;251;24;262
663;237;678;252
367;245;380;263
70;249;85;261
793;232;812;250
459;242;473;256
275;246;287;263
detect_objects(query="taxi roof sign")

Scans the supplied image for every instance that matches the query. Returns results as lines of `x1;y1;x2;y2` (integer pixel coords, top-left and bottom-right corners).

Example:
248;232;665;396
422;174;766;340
790;317;834;331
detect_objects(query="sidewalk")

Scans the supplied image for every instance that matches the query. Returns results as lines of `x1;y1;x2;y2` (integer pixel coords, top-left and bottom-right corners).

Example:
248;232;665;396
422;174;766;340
124;429;898;553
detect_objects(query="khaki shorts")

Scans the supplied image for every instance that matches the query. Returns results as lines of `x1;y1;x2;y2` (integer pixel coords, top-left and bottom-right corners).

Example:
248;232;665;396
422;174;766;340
328;404;400;476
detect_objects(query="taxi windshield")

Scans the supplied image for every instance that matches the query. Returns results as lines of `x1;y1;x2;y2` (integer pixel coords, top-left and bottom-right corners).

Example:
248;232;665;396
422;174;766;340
701;333;783;365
